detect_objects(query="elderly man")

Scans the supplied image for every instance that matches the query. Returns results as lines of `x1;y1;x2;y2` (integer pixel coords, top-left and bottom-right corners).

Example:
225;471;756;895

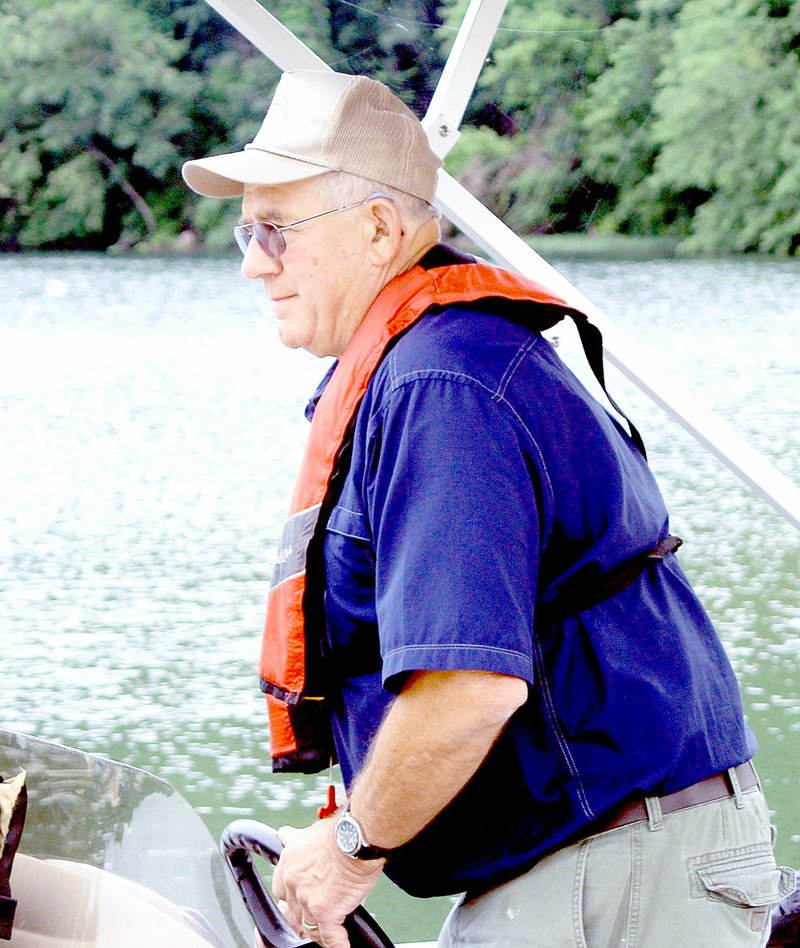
182;70;792;948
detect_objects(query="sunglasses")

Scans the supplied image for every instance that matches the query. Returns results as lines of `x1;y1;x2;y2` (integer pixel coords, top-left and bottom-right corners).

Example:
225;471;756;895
234;193;392;258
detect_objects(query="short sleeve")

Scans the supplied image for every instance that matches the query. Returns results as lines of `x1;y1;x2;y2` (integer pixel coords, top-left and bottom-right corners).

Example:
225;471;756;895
365;374;542;691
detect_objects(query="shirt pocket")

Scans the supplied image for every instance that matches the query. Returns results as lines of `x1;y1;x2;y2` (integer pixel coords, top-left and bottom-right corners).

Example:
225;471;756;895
325;503;375;573
323;503;381;675
326;503;372;544
688;843;796;908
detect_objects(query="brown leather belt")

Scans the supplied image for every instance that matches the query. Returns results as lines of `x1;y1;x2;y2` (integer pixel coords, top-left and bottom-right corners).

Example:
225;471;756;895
596;761;758;833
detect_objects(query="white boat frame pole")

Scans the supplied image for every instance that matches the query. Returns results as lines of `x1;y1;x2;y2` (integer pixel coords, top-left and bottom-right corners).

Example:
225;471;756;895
204;0;800;533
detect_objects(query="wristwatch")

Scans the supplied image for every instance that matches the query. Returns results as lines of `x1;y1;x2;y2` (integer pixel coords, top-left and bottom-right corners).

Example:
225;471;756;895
334;805;391;860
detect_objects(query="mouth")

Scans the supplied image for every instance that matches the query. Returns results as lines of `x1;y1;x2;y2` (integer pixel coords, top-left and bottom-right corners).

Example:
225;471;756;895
269;294;295;314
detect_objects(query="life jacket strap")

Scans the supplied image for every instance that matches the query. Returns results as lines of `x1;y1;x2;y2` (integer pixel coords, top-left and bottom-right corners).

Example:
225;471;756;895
537;535;683;626
570;312;647;459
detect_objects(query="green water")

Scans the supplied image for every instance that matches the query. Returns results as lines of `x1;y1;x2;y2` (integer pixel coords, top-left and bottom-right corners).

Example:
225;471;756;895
2;251;798;943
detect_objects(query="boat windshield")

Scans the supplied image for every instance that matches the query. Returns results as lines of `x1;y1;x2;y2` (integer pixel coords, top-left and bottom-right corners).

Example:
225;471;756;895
0;729;253;947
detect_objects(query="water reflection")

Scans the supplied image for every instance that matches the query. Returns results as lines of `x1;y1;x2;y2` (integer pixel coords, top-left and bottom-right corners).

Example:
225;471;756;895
2;250;798;941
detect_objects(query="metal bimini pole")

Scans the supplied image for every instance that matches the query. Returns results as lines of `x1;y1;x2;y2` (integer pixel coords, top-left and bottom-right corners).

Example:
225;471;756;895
203;0;800;533
420;0;510;158
204;0;328;70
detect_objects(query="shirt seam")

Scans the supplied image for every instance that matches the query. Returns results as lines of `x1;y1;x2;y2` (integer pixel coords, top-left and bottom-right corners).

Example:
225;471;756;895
326;526;370;541
496;334;540;402
532;632;596;821
384;642;533;664
368;369;542;454
331;505;365;518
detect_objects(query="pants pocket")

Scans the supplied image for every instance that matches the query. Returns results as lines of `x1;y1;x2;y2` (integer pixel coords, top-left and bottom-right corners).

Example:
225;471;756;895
688;844;796;908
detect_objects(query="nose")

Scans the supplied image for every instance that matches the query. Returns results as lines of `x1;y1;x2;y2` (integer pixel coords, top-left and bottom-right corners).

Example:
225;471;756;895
241;237;282;280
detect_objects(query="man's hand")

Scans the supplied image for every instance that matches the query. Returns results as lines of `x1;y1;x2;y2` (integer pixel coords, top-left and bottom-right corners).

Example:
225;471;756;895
272;671;525;945
273;817;385;948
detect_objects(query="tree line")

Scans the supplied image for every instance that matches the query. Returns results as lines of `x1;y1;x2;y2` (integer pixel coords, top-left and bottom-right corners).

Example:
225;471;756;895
2;0;799;255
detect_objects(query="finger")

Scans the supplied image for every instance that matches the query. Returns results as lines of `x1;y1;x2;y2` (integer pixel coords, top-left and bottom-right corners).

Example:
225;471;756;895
276;897;294;924
277;824;298;845
273;860;286;900
316;920;350;948
277;898;304;937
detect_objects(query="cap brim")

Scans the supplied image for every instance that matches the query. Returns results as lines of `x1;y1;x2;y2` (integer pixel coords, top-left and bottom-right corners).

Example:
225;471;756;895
181;148;331;198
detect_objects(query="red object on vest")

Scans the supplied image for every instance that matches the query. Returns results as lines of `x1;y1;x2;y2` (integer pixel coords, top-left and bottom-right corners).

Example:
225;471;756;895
259;256;578;773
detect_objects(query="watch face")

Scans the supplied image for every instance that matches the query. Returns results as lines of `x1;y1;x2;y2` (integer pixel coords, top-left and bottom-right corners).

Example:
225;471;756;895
336;815;361;855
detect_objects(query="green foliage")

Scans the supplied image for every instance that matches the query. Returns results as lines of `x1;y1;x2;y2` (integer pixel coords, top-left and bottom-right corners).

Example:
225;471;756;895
20;155;106;244
327;0;443;113
443;0;800;252
578;0;800;252
650;0;800;253
580;0;685;235
445;127;526;219
440;0;634;233
0;0;199;248
479;1;619;125
3;0;800;254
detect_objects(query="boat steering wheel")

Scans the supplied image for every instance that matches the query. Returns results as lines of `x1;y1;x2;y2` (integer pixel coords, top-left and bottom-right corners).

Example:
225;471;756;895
220;820;395;948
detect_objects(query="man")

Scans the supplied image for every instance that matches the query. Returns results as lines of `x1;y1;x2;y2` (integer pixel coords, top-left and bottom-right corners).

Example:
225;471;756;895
183;70;793;948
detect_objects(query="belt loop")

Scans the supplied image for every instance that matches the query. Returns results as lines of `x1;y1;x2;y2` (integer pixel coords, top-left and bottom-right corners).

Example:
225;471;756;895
645;795;663;832
728;766;745;809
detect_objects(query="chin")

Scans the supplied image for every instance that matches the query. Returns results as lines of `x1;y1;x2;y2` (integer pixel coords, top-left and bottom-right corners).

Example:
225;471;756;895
276;324;306;351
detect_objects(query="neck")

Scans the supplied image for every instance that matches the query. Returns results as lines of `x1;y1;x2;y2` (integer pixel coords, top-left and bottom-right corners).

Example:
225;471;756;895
389;219;442;281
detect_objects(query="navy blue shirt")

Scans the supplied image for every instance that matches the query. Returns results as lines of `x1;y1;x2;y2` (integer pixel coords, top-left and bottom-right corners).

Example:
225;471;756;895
318;300;755;897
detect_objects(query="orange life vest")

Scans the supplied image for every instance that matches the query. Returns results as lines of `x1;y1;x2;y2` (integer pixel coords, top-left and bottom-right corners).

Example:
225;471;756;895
258;248;586;773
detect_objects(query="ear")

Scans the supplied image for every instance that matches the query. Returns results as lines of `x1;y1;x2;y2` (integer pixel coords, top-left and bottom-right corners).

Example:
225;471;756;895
363;197;403;265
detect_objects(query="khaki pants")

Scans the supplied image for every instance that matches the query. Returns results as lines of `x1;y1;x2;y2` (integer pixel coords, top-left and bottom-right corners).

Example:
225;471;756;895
438;779;795;947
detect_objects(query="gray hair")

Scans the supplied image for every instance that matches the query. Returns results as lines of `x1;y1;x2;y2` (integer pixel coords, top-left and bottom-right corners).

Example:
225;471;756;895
319;171;440;228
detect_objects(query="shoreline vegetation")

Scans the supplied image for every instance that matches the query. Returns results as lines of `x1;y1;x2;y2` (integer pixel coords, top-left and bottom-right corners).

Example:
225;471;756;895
3;0;800;258
0;232;686;259
4;232;767;262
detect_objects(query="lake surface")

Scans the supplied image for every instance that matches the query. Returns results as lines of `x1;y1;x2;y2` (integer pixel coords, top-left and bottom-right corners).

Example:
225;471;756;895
2;249;799;943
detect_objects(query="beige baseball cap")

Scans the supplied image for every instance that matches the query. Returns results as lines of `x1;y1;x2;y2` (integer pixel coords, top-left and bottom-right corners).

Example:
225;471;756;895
182;70;441;203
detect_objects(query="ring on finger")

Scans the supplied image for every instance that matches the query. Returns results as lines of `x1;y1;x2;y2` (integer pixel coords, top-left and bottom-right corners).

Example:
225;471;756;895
301;917;319;931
